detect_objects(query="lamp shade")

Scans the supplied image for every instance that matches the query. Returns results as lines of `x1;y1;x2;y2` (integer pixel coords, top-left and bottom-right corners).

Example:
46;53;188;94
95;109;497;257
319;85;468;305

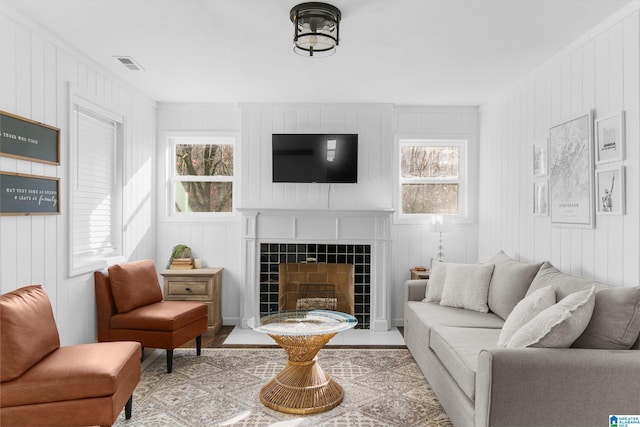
432;215;453;233
290;2;341;57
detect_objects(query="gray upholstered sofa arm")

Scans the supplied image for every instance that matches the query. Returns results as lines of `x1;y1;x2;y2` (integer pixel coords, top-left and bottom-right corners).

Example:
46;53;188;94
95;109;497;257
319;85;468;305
405;279;428;302
475;347;640;427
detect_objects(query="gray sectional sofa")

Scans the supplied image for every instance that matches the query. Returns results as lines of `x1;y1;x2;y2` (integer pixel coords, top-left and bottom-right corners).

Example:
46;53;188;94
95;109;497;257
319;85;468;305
404;251;640;427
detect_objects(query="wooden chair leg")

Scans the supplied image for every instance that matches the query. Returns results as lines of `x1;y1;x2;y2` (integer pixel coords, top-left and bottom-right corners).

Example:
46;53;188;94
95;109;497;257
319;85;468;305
196;335;202;356
125;395;133;419
166;349;173;373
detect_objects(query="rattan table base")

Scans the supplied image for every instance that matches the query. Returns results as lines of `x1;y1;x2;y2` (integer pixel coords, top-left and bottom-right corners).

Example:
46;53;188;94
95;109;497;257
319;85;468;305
260;332;343;415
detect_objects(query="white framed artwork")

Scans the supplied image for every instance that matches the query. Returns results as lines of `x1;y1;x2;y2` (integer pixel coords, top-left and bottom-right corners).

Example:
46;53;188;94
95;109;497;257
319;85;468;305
533;179;548;216
533;140;548;177
549;110;594;228
596;166;625;215
595;111;625;164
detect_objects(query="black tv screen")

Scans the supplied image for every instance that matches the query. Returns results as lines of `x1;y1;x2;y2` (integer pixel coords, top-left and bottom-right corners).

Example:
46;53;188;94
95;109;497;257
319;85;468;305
272;134;358;183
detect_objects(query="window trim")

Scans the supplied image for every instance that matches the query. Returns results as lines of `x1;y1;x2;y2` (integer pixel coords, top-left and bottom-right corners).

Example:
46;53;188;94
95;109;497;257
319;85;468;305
68;84;126;276
161;131;239;222
394;134;469;225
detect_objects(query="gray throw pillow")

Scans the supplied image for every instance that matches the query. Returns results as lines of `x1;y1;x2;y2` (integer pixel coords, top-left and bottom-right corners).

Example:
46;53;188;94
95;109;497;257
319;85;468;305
439;263;495;313
507;286;596;348
527;261;608;299
487;251;544;320
572;286;640;349
497;285;556;347
423;261;448;302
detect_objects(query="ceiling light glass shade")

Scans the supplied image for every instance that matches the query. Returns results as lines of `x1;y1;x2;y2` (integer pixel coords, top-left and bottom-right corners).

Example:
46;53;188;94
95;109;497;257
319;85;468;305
290;2;341;57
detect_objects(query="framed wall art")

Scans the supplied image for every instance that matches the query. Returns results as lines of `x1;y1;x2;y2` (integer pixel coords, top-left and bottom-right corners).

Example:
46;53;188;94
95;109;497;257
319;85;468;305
533;179;548;216
548;110;594;228
0;110;60;165
0;172;60;215
533;140;548;177
596;166;625;215
595;111;625;164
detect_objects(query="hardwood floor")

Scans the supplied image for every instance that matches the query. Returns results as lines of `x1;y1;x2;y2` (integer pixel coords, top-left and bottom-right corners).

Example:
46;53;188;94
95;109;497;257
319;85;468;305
181;325;252;348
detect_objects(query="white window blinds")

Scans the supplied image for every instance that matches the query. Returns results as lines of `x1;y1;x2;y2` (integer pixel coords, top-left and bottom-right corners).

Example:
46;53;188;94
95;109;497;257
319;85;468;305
72;106;119;259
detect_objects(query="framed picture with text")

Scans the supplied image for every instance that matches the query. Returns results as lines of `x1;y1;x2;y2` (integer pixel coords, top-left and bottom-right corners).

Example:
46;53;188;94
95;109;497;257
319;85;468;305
0;172;60;216
0;111;60;165
595;111;625;164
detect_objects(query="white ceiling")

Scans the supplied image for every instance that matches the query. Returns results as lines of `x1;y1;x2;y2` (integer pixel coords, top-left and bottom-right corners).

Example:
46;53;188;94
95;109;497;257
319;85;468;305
4;0;632;106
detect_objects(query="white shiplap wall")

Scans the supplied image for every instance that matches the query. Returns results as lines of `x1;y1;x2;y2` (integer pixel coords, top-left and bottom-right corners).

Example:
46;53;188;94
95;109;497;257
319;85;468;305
391;106;480;325
0;5;157;344
156;103;243;325
479;5;640;287
158;103;480;327
240;103;395;210
241;104;480;326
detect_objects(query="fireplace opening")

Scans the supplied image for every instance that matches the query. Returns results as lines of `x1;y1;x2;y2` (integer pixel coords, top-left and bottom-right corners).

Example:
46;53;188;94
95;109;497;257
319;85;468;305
259;243;370;328
278;263;354;315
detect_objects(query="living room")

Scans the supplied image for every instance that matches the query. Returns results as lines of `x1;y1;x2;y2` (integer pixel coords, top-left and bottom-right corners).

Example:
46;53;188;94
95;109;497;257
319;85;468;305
1;1;639;425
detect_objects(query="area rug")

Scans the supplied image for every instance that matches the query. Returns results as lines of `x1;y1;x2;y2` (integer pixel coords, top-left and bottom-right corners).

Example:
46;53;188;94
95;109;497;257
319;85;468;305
114;348;453;427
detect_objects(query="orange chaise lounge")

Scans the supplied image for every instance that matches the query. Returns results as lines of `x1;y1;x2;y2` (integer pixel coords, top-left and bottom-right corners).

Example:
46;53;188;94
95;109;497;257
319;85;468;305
0;285;141;426
94;259;208;373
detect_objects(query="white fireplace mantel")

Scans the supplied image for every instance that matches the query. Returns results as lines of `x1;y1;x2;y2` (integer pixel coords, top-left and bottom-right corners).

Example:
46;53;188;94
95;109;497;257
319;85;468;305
239;208;394;330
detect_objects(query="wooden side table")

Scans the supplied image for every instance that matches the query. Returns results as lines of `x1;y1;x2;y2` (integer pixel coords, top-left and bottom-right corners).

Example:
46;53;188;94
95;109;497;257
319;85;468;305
410;268;430;280
160;267;223;334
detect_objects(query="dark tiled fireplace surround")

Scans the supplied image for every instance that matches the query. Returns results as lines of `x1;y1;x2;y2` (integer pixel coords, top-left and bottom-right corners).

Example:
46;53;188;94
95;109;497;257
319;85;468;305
259;243;371;328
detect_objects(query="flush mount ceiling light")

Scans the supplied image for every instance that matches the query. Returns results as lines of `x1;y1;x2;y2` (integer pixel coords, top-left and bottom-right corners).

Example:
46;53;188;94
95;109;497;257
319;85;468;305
290;2;341;57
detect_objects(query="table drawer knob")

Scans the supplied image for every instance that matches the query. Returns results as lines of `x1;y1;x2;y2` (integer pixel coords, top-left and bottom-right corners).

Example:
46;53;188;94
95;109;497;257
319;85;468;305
185;287;191;291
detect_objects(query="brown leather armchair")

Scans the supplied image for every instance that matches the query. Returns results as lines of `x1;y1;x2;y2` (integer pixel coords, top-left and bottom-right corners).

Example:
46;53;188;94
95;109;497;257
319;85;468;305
94;259;208;373
0;285;141;427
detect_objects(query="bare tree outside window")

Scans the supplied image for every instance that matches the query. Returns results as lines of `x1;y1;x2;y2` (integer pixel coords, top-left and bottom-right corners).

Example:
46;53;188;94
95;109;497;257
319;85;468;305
400;144;461;215
173;142;234;213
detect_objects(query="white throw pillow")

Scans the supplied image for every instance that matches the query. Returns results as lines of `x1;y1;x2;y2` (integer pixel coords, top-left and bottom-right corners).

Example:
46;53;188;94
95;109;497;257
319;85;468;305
423;261;448;302
497;285;556;347
439;263;495;313
507;286;596;348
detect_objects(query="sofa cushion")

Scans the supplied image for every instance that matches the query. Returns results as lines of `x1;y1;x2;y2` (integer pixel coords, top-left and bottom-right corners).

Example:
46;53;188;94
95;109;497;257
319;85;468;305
0;285;60;382
440;263;495;313
572;286;640;349
409;301;505;329
430;326;501;401
527;261;609;299
108;259;163;313
487;251;544;320
0;341;141;407
424;261;448;302
507;286;596;348
497;285;556;347
406;300;503;353
110;300;208;331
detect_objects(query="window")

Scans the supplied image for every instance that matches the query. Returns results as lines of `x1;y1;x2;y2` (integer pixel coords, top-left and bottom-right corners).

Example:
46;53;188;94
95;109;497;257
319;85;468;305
69;97;123;276
168;135;235;216
398;139;467;217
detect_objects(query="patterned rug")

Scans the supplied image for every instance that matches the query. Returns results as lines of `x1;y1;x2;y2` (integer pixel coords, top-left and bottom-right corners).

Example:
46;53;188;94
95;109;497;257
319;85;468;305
114;348;453;427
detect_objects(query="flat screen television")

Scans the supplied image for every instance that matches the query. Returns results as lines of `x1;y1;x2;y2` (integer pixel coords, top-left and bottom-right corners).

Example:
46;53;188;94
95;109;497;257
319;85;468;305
272;134;358;183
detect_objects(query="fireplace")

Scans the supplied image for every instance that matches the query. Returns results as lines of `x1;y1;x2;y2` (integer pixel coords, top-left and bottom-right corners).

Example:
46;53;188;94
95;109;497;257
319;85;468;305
240;209;393;331
260;245;369;328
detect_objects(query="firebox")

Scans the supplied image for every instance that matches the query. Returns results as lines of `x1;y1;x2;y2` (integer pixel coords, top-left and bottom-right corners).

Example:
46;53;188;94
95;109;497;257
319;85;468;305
259;243;370;328
278;263;355;315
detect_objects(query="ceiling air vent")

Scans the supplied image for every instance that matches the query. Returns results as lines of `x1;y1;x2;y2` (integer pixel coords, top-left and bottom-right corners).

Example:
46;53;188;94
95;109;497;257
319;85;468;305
114;56;145;71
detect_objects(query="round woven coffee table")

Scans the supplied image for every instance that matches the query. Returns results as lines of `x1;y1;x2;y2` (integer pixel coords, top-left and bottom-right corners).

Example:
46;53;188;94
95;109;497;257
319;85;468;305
251;310;357;415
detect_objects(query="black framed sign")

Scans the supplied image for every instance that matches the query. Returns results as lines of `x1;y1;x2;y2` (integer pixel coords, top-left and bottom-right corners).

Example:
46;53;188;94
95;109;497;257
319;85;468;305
0;172;60;215
0;110;60;165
